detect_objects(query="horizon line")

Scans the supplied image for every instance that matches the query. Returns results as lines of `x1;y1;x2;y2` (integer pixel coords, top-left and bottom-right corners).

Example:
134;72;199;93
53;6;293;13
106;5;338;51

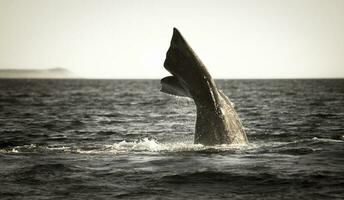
0;77;343;80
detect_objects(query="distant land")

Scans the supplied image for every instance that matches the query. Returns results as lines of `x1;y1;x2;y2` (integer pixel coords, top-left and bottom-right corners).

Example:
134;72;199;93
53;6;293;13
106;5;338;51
0;67;77;79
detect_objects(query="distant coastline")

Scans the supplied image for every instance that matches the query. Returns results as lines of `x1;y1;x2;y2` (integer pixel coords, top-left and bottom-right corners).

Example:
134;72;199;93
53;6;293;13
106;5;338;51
0;67;77;79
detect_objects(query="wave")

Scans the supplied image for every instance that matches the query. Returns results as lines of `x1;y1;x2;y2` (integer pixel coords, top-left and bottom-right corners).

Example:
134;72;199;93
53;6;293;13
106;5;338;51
1;137;342;155
0;138;247;154
103;138;248;153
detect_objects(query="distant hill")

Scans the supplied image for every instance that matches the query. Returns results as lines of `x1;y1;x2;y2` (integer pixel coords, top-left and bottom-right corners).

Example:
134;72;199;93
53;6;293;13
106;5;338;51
0;67;77;79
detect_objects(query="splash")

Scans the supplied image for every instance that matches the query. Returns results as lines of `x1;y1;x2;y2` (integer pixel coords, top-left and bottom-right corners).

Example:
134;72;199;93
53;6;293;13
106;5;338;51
0;138;250;154
106;138;161;152
98;138;249;154
6;137;340;155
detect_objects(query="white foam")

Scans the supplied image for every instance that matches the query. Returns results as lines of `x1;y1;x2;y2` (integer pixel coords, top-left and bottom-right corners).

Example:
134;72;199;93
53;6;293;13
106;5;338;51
1;138;300;155
99;138;249;154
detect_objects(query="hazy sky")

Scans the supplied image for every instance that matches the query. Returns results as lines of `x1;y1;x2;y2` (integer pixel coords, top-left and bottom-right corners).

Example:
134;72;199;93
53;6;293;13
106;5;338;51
0;0;343;78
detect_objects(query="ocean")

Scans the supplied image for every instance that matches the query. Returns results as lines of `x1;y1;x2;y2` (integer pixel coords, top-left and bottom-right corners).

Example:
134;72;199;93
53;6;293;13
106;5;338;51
0;79;343;199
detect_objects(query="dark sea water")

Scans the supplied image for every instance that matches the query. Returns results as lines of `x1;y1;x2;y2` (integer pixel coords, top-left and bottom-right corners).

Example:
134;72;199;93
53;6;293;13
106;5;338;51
0;79;343;200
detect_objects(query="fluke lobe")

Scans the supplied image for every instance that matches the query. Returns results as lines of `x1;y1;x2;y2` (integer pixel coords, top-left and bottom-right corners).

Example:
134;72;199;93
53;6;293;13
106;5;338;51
161;28;248;145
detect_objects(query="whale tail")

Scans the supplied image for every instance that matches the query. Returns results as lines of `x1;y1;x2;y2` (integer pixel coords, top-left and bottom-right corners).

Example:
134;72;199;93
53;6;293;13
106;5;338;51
161;76;191;98
160;28;248;145
160;28;219;105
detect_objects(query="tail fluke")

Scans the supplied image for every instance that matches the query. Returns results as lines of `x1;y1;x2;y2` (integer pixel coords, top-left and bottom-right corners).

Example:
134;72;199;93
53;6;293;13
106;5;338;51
160;76;191;98
162;28;219;104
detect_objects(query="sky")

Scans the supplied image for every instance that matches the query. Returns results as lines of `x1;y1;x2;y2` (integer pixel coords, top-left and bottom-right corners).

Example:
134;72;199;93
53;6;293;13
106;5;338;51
0;0;343;79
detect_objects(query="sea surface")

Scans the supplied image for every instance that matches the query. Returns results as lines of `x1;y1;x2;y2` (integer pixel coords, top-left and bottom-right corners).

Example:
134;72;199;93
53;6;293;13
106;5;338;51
0;79;343;200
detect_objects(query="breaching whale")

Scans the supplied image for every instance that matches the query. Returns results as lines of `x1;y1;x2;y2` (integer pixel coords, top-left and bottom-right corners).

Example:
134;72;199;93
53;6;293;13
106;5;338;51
161;28;248;145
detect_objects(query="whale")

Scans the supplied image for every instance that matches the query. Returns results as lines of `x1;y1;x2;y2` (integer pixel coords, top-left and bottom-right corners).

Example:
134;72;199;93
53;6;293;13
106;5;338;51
161;28;248;145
